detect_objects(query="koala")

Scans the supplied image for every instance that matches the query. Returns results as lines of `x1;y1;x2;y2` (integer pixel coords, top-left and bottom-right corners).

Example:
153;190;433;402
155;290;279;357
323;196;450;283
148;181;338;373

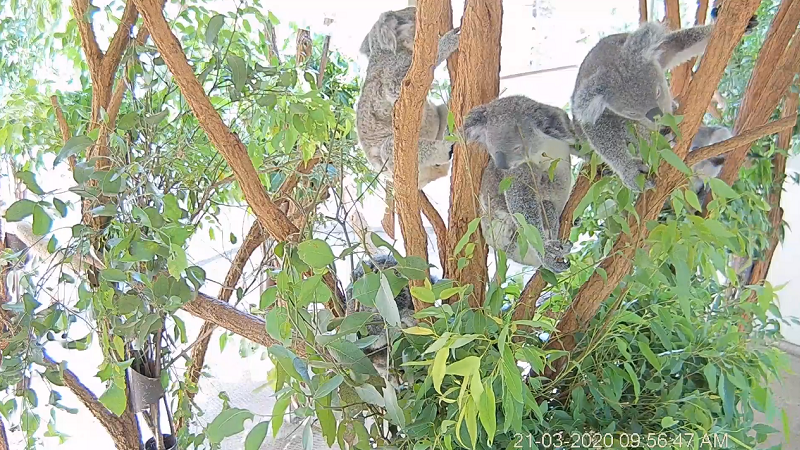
463;96;576;273
355;6;460;188
688;125;733;206
571;18;752;192
343;254;436;380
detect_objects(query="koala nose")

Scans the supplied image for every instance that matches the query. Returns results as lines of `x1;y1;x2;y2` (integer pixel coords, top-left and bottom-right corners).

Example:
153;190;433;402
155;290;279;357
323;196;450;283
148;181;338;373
645;107;663;122
492;151;509;170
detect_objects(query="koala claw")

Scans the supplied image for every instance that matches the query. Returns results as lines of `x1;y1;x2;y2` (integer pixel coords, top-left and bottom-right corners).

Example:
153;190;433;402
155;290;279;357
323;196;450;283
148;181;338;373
621;160;654;192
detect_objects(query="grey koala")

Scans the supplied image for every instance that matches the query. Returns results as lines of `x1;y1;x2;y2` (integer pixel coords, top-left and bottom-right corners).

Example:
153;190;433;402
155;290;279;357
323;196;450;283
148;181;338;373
463;96;575;273
689;125;733;203
571;21;718;192
343;254;436;379
355;6;460;188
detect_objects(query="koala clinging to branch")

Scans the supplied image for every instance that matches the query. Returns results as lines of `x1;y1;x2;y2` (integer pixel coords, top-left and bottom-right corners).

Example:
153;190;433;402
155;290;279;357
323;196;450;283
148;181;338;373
355;6;460;188
464;96;575;273
571;18;753;192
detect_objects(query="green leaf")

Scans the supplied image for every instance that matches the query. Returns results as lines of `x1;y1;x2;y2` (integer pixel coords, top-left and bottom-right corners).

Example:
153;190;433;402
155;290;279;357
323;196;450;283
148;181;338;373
384;385;406;427
314;374;344;399
4;199;35;221
539;268;558;286
32;205;53;235
206;407;254;444
478;378;496;445
260;287;278;309
54;136;94;167
684;188;702;211
354;384;385;407
454;218;481;256
98;385;127;416
638;340;662;371
375;274;401;327
271;394;291;437
432;347;448;393
53;198;68;217
445;356;480;377
498;176;514;194
16;171;44;195
162;194;181;222
352;272;380;307
708;177;739;199
90;204;118;217
101;269;127;283
266;307;290;344
661;416;677;429
116;112;138;130
244;421;269;450
297;239;335;269
403;326;435;336
144;110;169;125
227;54;248;93
327;340;378;375
168;244;188;278
410;286;435;303
659;148;692;175
513;213;545;257
205;14;225;46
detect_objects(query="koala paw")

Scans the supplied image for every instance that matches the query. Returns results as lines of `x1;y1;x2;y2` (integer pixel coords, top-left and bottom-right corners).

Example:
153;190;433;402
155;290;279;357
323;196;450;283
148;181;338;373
621;159;655;192
543;239;572;273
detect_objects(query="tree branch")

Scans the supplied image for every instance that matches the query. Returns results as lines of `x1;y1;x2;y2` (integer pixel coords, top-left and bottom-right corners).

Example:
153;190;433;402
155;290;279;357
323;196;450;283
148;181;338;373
445;0;503;307
42;350;141;449
134;0;300;243
639;0;648;23
103;1;139;78
685;116;796;166
70;0;103;75
392;0;447;309
419;191;448;275
550;0;761;358
717;0;800;185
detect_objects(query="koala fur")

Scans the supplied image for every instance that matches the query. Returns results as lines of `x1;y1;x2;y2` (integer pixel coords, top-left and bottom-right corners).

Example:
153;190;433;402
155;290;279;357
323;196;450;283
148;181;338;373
571;21;717;191
689;125;733;202
355;7;460;188
464;96;575;273
343;254;436;379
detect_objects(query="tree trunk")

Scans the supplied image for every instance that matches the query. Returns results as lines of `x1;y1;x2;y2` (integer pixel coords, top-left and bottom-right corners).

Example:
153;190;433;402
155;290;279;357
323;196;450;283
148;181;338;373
444;0;503;307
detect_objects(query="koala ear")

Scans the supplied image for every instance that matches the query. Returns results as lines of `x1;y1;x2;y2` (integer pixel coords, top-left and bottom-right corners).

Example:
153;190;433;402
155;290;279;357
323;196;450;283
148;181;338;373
463;105;489;144
623;21;666;60
373;13;399;53
359;34;371;56
573;75;608;125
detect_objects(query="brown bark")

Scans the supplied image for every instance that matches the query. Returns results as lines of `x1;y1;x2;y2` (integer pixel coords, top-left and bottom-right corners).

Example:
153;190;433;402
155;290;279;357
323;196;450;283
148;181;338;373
666;0;693;98
392;0;448;310
50;96;76;170
514;167;602;319
640;0;649;23
550;1;761;357
444;0;503;307
437;0;459;84
43;351;141;449
296;29;312;66
420;191;448;275
316;35;331;88
183;293;306;356
134;0;300;243
0;418;7;450
697;0;710;25
717;0;800;186
382;181;396;239
685;116;796;166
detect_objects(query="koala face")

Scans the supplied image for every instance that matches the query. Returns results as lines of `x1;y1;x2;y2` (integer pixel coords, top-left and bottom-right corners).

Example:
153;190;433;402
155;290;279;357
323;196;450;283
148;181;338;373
601;61;672;127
